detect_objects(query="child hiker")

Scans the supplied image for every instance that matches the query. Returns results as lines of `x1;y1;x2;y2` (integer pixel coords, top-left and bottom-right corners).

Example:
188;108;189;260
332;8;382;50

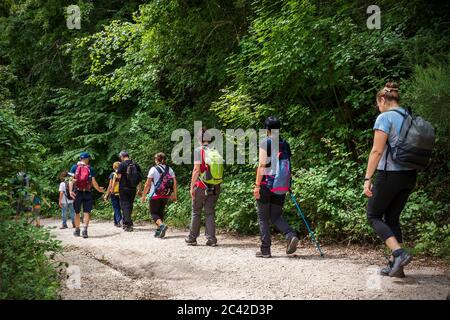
59;170;75;229
104;161;123;227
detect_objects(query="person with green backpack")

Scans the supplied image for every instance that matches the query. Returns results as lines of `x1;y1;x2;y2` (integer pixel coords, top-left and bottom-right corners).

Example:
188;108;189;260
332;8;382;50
185;127;224;247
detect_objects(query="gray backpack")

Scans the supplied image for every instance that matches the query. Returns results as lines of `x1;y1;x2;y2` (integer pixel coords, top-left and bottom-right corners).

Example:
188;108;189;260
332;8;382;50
387;109;435;170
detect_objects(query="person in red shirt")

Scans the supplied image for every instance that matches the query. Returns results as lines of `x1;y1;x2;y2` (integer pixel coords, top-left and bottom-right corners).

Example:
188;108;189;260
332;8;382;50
185;128;221;247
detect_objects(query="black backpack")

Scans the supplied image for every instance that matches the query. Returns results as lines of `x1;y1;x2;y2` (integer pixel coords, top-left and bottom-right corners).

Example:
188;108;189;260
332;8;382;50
387;109;435;170
125;161;141;188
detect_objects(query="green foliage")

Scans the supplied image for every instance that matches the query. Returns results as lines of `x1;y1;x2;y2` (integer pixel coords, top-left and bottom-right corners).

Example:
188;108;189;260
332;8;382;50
413;222;449;259
0;218;62;300
215;172;259;234
404;58;450;151
0;108;61;300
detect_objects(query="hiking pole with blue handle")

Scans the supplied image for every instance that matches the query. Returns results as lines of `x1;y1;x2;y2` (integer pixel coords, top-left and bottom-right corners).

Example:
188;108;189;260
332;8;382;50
289;190;324;257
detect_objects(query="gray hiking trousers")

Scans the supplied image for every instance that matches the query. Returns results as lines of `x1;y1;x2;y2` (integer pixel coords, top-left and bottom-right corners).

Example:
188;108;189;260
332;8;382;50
188;184;221;243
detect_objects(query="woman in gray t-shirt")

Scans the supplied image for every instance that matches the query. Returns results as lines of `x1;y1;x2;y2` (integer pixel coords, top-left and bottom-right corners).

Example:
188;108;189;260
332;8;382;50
364;82;417;278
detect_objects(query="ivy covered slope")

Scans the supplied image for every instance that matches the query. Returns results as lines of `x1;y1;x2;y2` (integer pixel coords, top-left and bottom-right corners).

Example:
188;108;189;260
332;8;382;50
0;0;449;277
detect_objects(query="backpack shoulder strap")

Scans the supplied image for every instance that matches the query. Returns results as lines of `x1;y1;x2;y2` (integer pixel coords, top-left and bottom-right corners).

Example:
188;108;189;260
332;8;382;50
157;165;169;177
154;165;169;188
381;112;407;171
388;109;408;118
200;147;207;172
155;165;163;174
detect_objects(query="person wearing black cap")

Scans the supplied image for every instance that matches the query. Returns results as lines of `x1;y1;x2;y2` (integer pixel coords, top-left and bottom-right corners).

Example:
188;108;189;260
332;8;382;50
116;151;143;231
69;152;105;238
254;116;299;258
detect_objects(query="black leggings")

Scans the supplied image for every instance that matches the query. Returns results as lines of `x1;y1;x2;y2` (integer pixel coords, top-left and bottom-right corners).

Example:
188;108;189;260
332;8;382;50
366;170;417;243
150;198;168;222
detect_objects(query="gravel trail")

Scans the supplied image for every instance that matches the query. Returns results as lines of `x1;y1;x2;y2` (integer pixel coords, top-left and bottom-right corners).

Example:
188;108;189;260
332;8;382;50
42;218;449;300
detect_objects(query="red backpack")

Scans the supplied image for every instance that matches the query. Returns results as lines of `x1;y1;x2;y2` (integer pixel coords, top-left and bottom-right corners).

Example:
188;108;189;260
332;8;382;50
75;164;91;191
154;165;174;197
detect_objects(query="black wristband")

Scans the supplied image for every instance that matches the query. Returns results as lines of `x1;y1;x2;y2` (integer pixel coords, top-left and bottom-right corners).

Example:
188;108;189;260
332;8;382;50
364;177;371;181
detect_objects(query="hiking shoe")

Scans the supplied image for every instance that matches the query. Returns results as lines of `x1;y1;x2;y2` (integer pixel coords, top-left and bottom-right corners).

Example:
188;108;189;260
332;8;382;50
123;226;133;232
60;224;68;229
154;227;161;238
286;236;299;254
256;251;272;258
82;229;88;238
73;228;80;237
185;237;197;246
159;224;168;238
389;251;412;277
206;239;218;247
379;262;405;278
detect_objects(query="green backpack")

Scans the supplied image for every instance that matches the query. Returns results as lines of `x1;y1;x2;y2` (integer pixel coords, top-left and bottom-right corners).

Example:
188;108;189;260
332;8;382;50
200;147;224;185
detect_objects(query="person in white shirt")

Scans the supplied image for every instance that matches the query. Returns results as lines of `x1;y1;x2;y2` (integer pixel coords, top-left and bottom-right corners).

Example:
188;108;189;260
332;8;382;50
141;153;177;238
58;171;75;229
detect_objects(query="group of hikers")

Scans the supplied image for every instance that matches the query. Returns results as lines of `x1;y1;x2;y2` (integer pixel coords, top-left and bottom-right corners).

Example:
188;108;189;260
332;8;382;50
16;82;434;278
54;118;301;254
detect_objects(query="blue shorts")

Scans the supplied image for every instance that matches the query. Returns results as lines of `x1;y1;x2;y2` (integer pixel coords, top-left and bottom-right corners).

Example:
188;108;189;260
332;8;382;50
73;191;93;214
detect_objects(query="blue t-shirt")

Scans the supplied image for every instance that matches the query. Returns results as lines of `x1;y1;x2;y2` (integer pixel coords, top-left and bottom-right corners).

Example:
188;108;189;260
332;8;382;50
69;163;96;177
373;107;414;171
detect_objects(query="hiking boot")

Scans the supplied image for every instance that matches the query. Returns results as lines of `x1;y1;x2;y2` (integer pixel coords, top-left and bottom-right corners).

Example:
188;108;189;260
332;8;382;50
123;226;133;232
60;224;68;229
206;239;217;247
379;261;405;278
159;224;168;238
185;237;197;246
82;229;88;238
389;251;412;277
256;251;272;258
154;227;161;238
73;228;80;237
286;236;299;254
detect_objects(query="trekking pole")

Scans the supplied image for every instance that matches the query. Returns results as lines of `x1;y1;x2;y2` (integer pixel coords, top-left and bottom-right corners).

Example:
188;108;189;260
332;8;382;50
289;191;324;257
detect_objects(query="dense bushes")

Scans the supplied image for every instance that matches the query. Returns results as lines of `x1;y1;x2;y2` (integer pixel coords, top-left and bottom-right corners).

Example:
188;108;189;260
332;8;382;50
0;109;62;299
0;219;61;299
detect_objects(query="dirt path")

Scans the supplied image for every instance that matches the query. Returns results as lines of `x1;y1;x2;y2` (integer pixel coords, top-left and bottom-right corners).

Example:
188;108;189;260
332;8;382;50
43;218;449;300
